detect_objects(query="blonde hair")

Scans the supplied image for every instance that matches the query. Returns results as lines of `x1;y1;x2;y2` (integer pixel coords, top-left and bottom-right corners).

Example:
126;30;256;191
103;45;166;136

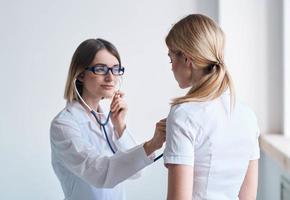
64;38;121;102
166;14;235;107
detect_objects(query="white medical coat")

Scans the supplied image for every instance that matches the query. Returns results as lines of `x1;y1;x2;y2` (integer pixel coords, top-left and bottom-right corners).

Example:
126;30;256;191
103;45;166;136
50;101;153;200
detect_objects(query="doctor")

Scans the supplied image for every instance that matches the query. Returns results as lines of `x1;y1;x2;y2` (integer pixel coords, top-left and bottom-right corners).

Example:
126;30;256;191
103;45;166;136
50;38;166;200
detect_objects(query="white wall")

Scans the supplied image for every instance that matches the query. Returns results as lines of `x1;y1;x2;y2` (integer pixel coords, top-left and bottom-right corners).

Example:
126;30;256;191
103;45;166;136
194;0;219;23
284;0;290;136
219;0;283;134
0;0;195;199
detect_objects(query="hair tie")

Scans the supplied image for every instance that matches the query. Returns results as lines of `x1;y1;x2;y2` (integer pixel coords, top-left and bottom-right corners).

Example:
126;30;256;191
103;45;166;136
216;60;224;65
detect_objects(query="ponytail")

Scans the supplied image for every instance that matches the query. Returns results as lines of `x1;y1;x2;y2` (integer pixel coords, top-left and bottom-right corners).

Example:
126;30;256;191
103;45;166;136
171;62;235;109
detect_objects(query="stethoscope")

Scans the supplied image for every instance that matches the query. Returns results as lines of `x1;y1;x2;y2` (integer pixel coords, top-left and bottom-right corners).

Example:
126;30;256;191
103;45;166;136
74;78;163;162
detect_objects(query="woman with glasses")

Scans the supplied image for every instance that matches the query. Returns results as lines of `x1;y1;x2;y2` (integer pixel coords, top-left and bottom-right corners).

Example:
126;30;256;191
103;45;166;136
163;14;260;200
50;38;166;200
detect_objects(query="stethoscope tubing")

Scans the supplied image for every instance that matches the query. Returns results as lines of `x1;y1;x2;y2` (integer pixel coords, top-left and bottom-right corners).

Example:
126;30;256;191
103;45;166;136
92;110;163;162
74;78;163;162
91;110;116;154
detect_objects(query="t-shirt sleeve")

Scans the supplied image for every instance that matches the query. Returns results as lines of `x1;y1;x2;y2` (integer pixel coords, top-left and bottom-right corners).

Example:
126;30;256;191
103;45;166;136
163;106;199;167
250;117;261;160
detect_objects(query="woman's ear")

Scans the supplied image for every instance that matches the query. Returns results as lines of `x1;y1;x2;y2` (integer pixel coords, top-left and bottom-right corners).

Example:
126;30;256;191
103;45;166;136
77;72;85;82
188;59;199;70
184;55;190;65
184;56;197;70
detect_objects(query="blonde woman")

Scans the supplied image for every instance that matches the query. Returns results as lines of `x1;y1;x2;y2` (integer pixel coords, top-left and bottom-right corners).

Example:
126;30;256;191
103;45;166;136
163;14;260;200
50;38;165;200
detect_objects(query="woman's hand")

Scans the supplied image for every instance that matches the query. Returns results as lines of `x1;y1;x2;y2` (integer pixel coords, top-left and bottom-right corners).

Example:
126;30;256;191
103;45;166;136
110;91;127;137
144;118;166;156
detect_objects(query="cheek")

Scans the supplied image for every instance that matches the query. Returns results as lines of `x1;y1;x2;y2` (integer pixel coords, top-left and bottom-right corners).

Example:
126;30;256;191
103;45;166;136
172;68;182;84
113;77;119;84
171;63;178;71
172;66;193;88
84;76;102;89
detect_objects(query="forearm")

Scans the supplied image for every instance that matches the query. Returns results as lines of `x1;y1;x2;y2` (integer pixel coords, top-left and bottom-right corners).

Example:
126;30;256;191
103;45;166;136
101;145;153;187
114;123;126;138
238;193;256;200
64;144;153;188
238;160;258;200
167;164;193;200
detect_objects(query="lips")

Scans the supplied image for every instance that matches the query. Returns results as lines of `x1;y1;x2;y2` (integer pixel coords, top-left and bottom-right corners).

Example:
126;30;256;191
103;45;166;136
101;85;114;90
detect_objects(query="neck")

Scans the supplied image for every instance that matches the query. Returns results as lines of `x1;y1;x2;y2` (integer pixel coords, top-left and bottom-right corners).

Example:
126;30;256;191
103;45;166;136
80;94;102;112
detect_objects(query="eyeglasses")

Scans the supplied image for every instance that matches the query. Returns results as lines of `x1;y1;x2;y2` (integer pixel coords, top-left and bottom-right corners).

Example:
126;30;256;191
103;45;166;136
85;64;125;76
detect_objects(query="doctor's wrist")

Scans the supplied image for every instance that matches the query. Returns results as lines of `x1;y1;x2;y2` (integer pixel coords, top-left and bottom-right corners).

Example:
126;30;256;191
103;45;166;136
143;140;156;156
114;124;126;138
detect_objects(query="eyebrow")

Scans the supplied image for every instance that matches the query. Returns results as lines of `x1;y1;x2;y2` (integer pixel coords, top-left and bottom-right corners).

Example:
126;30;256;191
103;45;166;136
93;63;120;67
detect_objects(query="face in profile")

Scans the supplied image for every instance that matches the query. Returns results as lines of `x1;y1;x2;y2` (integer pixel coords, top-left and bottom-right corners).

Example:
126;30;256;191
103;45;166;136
168;50;193;89
80;49;121;100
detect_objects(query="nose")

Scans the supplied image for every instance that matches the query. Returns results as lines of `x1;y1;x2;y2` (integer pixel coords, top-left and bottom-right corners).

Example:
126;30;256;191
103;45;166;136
104;70;114;82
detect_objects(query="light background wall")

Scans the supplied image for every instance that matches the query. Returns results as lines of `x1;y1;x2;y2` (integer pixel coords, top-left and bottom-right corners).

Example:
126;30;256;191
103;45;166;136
0;0;285;199
0;0;194;199
219;0;283;134
284;0;290;137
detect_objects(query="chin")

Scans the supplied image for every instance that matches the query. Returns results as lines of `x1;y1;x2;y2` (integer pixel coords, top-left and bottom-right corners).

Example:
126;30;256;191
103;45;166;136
178;82;186;89
101;91;115;99
179;85;186;89
178;82;192;89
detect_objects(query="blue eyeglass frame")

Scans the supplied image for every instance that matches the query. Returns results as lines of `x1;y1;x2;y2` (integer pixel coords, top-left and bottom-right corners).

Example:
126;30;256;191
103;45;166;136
85;64;125;76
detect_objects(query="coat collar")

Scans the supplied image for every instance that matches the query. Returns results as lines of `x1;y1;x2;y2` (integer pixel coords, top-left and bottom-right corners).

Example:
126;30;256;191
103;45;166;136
65;101;91;124
65;100;112;132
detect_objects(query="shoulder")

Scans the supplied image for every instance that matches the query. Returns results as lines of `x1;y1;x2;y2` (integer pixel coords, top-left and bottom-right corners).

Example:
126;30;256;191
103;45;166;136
50;109;76;137
234;101;260;137
52;101;88;124
167;102;208;134
51;106;75;127
50;102;87;136
234;100;258;124
168;101;209;124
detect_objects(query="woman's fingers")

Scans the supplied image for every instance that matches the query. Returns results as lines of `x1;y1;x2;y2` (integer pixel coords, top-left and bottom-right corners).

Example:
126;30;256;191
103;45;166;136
112;105;125;117
111;93;126;112
156;123;166;135
110;92;127;119
156;119;166;130
116;91;125;98
112;91;124;102
111;99;123;111
111;100;127;113
160;118;167;123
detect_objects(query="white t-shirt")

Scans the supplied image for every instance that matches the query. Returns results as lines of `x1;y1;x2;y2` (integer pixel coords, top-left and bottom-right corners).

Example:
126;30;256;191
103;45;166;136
163;93;260;200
